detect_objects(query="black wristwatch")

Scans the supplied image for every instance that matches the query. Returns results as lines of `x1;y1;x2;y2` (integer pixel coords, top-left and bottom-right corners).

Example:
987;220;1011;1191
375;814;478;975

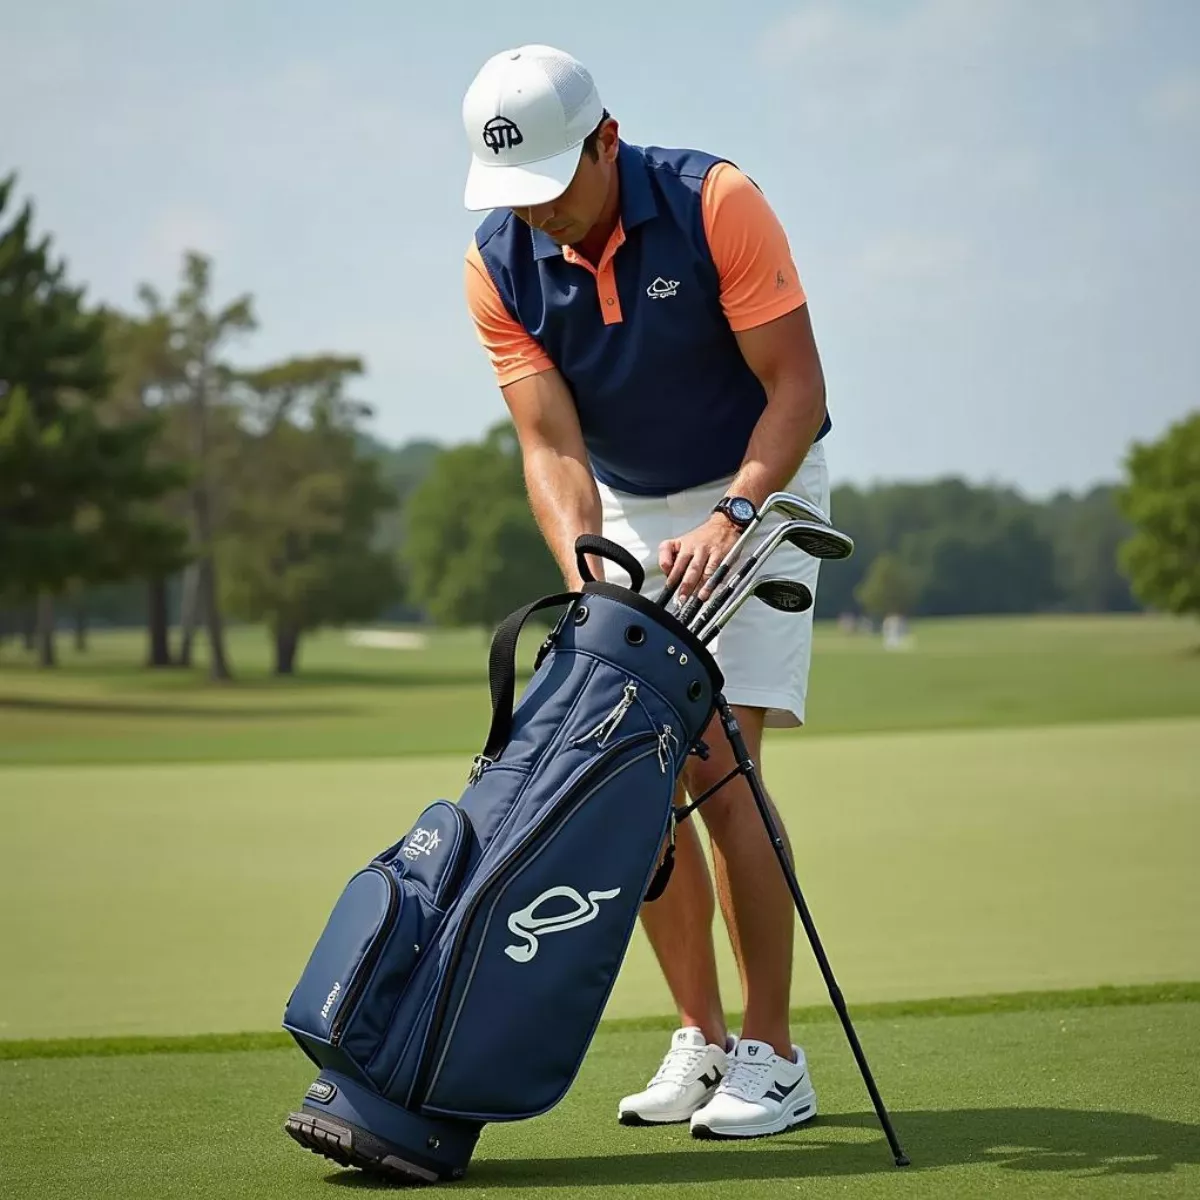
713;495;757;529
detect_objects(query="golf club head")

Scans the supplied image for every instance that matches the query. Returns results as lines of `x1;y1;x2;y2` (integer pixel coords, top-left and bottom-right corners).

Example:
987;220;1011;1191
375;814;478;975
763;491;832;527
752;576;814;613
779;520;854;560
698;572;811;643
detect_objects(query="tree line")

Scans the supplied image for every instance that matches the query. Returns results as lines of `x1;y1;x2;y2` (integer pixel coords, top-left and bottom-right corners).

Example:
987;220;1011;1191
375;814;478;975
2;171;1196;676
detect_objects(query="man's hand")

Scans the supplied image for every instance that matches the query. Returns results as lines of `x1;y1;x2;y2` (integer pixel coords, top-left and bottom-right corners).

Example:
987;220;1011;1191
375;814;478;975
659;514;741;606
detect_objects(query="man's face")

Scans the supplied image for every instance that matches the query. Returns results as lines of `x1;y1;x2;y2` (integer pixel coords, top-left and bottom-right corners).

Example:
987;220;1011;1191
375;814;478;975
512;119;619;245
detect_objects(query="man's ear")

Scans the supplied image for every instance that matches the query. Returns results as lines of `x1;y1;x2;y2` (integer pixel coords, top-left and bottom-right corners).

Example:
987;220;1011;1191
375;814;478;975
601;118;621;162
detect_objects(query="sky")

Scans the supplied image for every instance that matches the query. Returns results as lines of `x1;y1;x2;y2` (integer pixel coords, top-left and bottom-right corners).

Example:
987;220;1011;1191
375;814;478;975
2;0;1197;497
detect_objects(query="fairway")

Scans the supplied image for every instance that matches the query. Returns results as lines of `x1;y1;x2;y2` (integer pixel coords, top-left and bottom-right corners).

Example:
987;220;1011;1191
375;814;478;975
2;716;1197;1040
1;614;1197;765
3;613;1198;1198
3;997;1198;1199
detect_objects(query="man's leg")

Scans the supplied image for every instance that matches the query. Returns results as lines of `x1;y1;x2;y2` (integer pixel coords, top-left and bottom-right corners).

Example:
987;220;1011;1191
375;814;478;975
637;779;728;1048
686;704;795;1059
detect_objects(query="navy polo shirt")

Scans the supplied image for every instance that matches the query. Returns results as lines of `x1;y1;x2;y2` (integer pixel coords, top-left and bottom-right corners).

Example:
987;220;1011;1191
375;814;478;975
472;141;830;496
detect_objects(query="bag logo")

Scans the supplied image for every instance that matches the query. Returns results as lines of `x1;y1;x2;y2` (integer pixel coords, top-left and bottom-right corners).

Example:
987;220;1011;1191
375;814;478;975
306;1080;337;1104
401;828;441;860
647;277;680;300
504;885;622;963
320;981;341;1020
482;116;523;155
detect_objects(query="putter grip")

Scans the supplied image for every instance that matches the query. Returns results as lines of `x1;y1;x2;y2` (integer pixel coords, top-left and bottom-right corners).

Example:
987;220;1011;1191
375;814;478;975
575;534;645;594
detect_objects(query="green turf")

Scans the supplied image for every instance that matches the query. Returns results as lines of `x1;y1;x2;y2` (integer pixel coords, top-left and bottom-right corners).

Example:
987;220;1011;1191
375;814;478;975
4;982;1196;1061
1;614;1197;765
3;999;1197;1199
3;717;1197;1040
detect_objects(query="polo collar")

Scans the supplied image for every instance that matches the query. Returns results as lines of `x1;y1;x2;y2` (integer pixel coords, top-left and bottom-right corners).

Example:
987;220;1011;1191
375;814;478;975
531;141;658;261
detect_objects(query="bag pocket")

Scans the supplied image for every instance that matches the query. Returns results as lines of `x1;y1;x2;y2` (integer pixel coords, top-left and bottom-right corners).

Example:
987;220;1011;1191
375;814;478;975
410;732;672;1121
283;801;472;1073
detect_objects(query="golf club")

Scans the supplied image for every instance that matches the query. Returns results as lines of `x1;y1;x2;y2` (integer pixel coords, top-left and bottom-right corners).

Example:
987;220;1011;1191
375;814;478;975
653;491;832;611
690;519;854;636
697;574;812;644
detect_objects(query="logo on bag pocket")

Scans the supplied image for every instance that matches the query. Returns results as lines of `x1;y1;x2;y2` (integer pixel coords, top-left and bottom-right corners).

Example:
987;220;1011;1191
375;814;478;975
504;885;622;963
402;828;441;860
320;981;341;1020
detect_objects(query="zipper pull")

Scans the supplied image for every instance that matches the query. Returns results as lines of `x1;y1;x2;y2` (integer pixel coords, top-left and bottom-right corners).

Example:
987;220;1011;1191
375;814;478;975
575;682;638;747
467;753;493;784
657;724;680;774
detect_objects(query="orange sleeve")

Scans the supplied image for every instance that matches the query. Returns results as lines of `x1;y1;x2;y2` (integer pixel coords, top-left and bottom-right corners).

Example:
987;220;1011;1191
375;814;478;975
702;162;807;332
464;241;555;388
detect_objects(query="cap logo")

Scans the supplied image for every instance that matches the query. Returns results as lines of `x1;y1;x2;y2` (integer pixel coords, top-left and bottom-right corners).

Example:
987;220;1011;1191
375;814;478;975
482;116;523;155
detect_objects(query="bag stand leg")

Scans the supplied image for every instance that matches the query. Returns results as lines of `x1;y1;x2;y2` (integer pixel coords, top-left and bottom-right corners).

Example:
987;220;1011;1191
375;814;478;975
711;692;911;1168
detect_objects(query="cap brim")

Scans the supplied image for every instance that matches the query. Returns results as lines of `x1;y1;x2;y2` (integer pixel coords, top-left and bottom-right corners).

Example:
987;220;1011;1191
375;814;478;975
464;142;583;211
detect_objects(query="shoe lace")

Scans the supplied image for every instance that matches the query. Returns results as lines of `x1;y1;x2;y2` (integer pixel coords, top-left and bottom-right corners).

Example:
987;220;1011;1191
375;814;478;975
649;1047;706;1086
719;1058;773;1101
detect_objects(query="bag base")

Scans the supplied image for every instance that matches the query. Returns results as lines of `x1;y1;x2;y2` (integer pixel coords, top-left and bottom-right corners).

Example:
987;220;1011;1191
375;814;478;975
285;1070;482;1184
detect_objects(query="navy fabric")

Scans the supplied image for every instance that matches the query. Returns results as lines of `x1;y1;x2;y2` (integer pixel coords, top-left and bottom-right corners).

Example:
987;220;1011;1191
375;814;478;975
475;141;831;497
283;585;723;1128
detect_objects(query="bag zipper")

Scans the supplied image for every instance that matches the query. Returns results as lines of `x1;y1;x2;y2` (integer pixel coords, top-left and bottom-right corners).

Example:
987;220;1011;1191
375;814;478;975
410;731;660;1106
573;681;638;747
329;867;400;1047
657;723;680;774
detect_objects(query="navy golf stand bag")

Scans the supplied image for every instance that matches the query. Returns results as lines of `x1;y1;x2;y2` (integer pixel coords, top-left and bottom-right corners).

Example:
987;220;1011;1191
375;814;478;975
280;536;725;1183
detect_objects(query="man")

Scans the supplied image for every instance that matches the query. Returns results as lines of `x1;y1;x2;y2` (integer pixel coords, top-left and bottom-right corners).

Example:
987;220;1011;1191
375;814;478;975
460;44;832;1140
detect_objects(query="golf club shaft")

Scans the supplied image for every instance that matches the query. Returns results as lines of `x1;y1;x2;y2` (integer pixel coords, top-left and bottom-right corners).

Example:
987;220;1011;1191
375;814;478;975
693;520;799;636
697;567;763;643
713;694;910;1167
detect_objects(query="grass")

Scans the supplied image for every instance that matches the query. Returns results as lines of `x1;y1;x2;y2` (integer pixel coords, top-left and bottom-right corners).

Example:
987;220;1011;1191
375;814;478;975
1;613;1197;765
2;612;1198;1195
2;716;1197;1040
3;998;1198;1198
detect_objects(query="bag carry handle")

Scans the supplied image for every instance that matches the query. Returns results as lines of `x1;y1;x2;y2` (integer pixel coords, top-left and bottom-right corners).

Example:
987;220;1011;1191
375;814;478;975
475;591;578;774
575;534;645;594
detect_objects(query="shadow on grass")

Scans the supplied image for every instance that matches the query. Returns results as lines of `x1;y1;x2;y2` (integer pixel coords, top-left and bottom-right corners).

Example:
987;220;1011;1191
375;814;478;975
324;1107;1200;1188
0;695;357;720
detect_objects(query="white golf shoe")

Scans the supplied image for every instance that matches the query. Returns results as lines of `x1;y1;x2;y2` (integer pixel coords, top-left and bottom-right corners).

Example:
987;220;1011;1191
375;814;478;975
618;1027;734;1125
690;1038;817;1138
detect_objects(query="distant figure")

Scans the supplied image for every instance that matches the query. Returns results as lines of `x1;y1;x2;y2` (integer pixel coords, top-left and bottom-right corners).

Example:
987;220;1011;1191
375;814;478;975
882;613;914;651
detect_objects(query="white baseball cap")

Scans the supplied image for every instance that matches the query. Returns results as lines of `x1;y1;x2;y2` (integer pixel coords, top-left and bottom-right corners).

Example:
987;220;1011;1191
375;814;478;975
462;45;605;212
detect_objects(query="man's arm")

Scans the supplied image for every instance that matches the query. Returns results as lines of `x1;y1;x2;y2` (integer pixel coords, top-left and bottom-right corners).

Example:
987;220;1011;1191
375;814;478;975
502;368;603;591
659;164;828;601
463;242;601;590
724;303;827;510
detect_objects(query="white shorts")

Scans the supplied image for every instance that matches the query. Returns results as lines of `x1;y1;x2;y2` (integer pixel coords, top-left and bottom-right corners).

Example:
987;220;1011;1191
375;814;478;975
598;441;830;727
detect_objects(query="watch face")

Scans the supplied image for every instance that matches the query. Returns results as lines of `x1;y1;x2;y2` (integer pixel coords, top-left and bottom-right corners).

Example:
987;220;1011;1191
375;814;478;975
730;498;756;523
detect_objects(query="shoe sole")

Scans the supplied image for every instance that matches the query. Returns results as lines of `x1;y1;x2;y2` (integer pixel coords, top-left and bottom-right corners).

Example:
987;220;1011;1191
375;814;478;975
691;1098;818;1140
284;1109;440;1184
618;1110;694;1127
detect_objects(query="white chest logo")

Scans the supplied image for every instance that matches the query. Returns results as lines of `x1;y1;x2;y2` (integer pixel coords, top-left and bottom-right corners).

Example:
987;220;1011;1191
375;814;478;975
647;277;680;300
504;885;622;963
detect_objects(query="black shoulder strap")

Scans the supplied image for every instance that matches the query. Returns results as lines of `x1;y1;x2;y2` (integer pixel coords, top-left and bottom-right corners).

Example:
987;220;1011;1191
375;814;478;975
478;591;578;768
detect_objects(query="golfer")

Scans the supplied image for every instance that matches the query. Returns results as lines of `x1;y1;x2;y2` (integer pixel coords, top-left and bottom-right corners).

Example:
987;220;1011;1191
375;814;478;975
461;45;831;1140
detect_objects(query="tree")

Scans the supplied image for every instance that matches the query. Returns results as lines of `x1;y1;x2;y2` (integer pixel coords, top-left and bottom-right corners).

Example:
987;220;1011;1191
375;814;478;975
1039;485;1138;613
902;512;1058;616
220;355;399;674
101;307;194;665
403;421;561;630
0;386;187;664
0;176;186;665
1117;412;1200;619
138;253;255;680
854;552;918;619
